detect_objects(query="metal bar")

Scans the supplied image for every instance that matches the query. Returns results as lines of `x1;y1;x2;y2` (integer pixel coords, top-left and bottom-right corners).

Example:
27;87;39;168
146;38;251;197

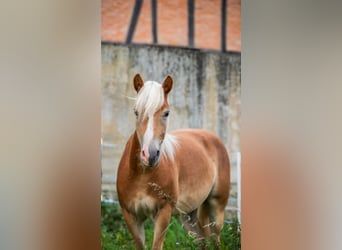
101;142;120;149
187;0;195;47
221;0;227;51
151;0;158;43
125;0;144;44
236;151;241;223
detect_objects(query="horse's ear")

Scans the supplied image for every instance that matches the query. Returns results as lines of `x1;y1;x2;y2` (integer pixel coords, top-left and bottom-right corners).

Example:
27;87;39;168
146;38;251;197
133;73;144;93
162;75;173;95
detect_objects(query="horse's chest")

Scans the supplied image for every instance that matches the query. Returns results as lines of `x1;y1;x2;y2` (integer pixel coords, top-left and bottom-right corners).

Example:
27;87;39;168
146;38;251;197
127;191;158;218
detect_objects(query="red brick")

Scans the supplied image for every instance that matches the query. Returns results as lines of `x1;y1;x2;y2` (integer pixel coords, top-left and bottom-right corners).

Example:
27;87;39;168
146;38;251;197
101;0;241;51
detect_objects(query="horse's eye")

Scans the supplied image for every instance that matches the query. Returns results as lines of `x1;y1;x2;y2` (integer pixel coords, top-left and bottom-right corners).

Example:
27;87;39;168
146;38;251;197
134;109;139;117
163;110;170;118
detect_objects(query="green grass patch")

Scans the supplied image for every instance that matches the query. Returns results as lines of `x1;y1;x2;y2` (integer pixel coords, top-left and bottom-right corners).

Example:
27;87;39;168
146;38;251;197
101;201;241;250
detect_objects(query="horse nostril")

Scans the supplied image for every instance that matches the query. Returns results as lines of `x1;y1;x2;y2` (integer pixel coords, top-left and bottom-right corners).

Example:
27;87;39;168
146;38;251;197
156;150;160;157
141;149;151;164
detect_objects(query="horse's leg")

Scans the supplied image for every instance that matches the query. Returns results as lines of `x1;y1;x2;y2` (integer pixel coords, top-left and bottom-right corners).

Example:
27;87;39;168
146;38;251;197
198;201;211;239
210;199;226;242
121;208;145;250
198;197;226;249
179;209;202;238
206;197;227;249
151;205;172;250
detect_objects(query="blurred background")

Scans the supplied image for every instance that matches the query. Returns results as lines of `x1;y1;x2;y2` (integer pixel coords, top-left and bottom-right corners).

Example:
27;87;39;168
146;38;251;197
3;0;342;249
101;0;241;219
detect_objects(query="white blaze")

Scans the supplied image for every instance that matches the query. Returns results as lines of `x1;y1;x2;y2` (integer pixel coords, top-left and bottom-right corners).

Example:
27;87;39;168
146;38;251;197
142;113;154;158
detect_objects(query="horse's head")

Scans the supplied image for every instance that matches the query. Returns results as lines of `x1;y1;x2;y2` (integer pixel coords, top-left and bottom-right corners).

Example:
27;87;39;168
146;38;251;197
133;73;173;168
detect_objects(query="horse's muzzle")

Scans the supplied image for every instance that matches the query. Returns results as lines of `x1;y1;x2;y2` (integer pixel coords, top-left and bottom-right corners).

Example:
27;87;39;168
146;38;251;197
141;145;160;167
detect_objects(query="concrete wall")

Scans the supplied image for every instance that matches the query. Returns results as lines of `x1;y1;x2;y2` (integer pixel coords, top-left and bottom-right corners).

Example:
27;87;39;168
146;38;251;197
101;43;240;199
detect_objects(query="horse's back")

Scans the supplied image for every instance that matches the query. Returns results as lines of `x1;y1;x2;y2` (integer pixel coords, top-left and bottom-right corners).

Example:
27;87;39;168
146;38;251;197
171;129;230;167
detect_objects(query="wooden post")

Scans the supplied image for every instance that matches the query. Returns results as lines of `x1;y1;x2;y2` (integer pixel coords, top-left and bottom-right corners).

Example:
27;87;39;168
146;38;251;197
126;0;144;44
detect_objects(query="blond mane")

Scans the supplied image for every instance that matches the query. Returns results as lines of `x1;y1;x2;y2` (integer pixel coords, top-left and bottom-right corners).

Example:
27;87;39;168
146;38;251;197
135;81;164;119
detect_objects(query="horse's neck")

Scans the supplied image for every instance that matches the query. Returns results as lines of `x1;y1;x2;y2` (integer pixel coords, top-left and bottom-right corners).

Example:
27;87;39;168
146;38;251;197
128;132;143;172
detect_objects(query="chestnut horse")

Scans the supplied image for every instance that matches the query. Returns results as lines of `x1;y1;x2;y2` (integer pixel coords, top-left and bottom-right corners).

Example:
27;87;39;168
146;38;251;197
116;74;230;249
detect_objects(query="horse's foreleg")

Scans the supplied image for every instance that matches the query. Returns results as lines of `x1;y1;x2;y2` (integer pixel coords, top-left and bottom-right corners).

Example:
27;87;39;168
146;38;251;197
152;205;172;250
122;209;145;250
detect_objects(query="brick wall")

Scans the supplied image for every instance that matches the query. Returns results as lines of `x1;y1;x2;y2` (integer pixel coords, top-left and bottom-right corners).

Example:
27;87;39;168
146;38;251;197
102;0;241;51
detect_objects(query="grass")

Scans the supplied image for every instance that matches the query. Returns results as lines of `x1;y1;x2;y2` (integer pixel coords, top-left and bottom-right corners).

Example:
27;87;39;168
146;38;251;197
101;201;241;250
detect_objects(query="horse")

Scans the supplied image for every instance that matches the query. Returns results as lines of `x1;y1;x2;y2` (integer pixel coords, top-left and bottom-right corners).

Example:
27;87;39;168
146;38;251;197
116;73;230;249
